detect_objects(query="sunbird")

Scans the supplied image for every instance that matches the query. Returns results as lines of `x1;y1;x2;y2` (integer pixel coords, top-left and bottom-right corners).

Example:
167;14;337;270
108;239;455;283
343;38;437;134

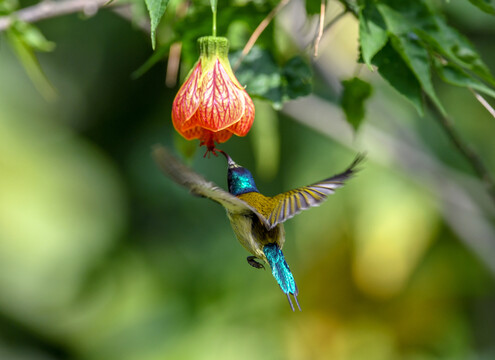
153;146;363;311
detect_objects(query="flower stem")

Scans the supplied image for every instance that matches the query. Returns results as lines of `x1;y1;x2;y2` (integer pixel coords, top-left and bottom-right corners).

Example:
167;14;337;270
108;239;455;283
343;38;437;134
233;0;289;71
210;0;217;36
213;10;217;36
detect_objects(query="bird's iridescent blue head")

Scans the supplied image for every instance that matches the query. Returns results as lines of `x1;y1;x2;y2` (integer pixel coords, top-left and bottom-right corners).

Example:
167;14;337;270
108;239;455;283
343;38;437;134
220;151;259;196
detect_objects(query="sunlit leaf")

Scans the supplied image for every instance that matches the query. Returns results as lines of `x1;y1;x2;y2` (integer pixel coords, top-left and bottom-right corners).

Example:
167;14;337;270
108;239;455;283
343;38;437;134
358;0;388;68
434;59;495;99
145;0;170;49
340;77;373;131
374;0;495;87
416;17;495;87
372;42;423;115
13;21;55;52
373;0;495;112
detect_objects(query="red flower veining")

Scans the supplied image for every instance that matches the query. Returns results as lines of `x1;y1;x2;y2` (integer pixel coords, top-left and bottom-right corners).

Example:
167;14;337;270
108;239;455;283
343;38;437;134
172;36;254;154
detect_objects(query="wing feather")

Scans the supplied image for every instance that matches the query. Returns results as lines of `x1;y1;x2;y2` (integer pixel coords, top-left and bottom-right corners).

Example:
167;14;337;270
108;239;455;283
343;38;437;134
266;154;365;229
153;145;271;228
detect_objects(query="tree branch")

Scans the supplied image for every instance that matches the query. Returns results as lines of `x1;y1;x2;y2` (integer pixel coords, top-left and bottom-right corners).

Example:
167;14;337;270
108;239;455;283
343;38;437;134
313;0;326;57
427;97;495;204
112;5;150;34
233;0;290;71
311;8;347;54
470;87;495;119
0;0;110;31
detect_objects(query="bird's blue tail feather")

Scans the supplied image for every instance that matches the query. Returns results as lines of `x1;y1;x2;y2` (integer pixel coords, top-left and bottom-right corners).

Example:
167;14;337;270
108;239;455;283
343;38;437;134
263;243;301;311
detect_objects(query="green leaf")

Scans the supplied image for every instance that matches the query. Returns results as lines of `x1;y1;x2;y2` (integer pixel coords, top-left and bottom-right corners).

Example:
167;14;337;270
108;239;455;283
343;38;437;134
132;43;171;79
468;0;495;15
306;0;322;15
231;48;283;108
6;27;56;100
338;0;359;16
375;2;445;112
231;47;312;110
389;34;445;115
340;77;373;131
374;0;495;86
145;0;170;49
375;0;494;109
434;59;495;99
358;0;388;68
375;0;437;36
416;18;495;86
281;56;313;102
13;21;55;52
372;42;423;115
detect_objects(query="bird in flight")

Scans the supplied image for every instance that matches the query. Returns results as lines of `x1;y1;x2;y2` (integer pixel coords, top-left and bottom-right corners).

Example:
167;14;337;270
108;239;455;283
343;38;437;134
153;146;364;311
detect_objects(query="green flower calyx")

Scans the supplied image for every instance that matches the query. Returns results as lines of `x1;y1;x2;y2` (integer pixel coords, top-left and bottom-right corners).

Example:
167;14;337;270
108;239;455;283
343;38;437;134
198;36;231;71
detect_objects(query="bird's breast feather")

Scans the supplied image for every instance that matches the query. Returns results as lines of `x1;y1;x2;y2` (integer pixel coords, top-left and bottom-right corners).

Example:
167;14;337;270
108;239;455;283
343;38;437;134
237;192;275;219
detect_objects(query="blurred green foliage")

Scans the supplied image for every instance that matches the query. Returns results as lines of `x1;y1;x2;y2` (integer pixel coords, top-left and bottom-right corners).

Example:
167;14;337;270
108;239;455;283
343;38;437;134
340;77;372;130
231;47;312;109
0;0;494;360
6;21;56;99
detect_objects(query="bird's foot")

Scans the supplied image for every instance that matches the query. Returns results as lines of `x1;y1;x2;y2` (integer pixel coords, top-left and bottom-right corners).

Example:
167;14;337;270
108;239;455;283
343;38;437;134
247;256;265;270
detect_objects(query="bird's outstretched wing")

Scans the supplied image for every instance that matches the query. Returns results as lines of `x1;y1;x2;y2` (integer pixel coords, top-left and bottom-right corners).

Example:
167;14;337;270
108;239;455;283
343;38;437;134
265;154;365;229
153;145;271;228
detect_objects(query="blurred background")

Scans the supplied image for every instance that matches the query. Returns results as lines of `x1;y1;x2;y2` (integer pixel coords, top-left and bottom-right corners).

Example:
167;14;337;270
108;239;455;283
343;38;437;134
0;0;494;359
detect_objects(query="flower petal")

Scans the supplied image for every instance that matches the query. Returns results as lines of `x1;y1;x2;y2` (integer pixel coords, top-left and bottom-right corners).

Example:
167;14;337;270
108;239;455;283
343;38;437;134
200;129;233;151
197;59;245;131
172;61;202;126
228;91;255;136
218;58;244;89
176;126;233;146
178;111;201;132
211;129;233;144
179;126;203;140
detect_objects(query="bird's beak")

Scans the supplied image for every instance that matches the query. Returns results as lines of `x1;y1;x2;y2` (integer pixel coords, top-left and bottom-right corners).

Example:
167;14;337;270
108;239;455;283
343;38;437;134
218;150;239;168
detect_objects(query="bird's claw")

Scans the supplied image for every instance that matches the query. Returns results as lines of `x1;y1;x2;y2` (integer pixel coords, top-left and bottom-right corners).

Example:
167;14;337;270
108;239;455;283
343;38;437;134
247;256;265;270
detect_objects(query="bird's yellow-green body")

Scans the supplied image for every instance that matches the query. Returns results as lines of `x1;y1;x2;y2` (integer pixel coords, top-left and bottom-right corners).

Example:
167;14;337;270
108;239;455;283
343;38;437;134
228;192;286;263
238;192;277;218
153;145;363;311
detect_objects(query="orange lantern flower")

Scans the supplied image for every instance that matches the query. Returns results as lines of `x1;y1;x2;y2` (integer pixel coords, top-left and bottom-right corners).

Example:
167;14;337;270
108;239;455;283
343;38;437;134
172;36;255;154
